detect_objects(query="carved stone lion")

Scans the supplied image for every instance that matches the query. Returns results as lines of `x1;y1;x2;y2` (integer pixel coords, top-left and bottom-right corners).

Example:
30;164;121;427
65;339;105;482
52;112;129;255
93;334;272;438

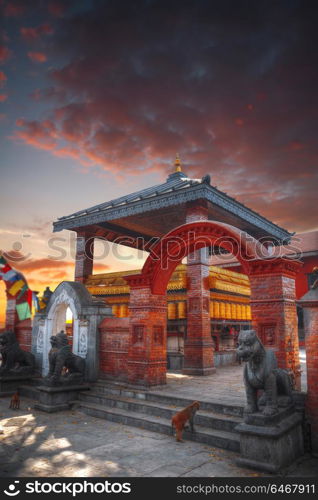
43;330;85;386
0;330;35;376
237;330;293;417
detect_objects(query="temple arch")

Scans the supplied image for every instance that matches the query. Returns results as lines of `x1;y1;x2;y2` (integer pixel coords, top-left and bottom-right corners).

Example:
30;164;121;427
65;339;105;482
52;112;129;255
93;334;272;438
139;221;269;294
33;281;112;380
124;221;301;387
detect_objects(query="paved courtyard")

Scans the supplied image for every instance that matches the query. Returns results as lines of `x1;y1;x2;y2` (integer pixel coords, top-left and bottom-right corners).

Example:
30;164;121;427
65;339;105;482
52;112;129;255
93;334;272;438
148;348;307;402
0;352;316;478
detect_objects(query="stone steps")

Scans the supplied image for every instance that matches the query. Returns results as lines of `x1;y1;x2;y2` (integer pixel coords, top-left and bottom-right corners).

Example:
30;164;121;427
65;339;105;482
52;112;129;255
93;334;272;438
92;380;244;417
77;380;243;452
19;379;243;452
78;401;241;452
78;391;242;432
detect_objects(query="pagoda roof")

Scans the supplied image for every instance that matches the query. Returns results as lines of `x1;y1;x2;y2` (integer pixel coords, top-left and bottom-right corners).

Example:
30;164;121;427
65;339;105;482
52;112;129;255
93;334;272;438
53;169;292;245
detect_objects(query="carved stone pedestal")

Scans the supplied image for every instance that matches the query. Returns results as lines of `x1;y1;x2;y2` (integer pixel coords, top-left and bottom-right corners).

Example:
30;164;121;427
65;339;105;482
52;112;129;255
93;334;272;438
34;384;90;413
0;375;37;396
235;407;304;473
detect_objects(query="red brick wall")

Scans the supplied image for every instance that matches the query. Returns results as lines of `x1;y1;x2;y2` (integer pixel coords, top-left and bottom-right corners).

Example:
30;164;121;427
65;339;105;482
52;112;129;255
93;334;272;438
127;287;167;386
6;298;18;331
15;320;32;352
2;294;32;352
99;317;130;381
302;304;318;453
220;256;317;300
249;266;301;389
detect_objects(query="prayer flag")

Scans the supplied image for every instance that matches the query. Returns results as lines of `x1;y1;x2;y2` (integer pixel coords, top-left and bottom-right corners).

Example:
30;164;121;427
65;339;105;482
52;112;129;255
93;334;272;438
32;292;40;311
16;302;31;321
27;288;33;308
9;272;24;282
3;269;17;281
8;279;25;296
17;283;28;300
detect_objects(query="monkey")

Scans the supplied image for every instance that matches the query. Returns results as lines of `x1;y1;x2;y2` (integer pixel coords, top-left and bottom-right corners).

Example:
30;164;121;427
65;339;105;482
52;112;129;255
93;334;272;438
171;401;200;442
9;390;20;410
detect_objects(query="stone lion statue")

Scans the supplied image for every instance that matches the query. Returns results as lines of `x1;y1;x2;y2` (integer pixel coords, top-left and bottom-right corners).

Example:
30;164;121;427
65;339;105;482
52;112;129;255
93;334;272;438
0;330;35;376
43;330;85;386
237;330;293;417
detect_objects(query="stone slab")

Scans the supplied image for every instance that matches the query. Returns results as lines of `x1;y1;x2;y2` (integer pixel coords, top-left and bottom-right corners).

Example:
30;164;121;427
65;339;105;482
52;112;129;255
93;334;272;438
0;375;38;396
34;384;90;412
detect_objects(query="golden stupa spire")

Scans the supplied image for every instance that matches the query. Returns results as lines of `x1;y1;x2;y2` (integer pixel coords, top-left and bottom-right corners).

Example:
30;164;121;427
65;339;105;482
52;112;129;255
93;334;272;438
174;153;182;172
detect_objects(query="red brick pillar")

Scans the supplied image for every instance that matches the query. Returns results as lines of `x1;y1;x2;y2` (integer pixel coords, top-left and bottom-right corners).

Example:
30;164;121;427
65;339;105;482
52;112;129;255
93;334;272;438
5;294;32;351
298;286;318;455
249;258;302;389
5;296;17;330
15;320;32;351
127;285;167;386
183;200;215;375
74;231;94;283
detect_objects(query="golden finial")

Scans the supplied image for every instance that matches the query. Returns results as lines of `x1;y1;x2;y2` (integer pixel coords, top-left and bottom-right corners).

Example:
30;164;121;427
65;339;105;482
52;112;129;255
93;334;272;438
174;153;182;172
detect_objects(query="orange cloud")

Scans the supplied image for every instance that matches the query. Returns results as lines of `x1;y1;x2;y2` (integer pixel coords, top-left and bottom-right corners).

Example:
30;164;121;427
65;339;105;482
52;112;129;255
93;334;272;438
21;24;54;41
0;46;11;63
27;51;47;63
48;1;66;17
3;2;25;17
14;118;57;151
3;253;109;275
0;71;7;86
0;94;7;102
235;118;244;126
288;141;306;152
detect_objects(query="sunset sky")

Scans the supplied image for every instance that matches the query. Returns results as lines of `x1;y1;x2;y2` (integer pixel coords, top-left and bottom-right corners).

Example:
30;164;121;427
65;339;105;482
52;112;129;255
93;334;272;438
1;0;318;326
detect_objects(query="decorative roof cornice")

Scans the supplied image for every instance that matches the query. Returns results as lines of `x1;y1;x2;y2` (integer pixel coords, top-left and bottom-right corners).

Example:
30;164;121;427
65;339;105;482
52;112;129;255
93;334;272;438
53;178;292;242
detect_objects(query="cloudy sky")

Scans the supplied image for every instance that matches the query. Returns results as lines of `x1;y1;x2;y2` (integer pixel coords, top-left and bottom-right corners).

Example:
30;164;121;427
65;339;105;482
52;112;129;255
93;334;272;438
1;0;318;325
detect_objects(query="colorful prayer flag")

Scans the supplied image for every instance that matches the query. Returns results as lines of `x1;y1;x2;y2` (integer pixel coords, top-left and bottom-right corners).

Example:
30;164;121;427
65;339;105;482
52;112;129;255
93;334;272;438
0;264;11;276
8;279;25;296
16;302;31;321
32;292;40;311
3;269;17;281
27;288;33;308
17;283;28;300
1;254;34;319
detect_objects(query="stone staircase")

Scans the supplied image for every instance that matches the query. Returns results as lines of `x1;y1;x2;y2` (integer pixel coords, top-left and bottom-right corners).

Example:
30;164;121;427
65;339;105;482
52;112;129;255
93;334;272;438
76;380;243;452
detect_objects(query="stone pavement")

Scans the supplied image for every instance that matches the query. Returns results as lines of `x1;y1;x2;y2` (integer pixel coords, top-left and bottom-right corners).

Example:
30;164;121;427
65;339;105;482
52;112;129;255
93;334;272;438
0;352;316;478
0;397;317;478
152;364;246;406
152;348;307;402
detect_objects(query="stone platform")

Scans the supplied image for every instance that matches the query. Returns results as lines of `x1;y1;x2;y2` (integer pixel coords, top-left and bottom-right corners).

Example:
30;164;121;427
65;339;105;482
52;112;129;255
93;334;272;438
33;384;90;413
0;375;39;396
235;407;304;473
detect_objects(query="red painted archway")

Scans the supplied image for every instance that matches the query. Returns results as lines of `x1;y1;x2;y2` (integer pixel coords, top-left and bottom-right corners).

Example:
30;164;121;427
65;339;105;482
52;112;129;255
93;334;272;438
126;220;269;295
122;220;301;387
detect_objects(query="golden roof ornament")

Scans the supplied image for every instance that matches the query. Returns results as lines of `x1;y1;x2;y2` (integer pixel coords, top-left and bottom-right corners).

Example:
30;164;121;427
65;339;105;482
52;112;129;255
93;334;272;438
174;153;182;172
